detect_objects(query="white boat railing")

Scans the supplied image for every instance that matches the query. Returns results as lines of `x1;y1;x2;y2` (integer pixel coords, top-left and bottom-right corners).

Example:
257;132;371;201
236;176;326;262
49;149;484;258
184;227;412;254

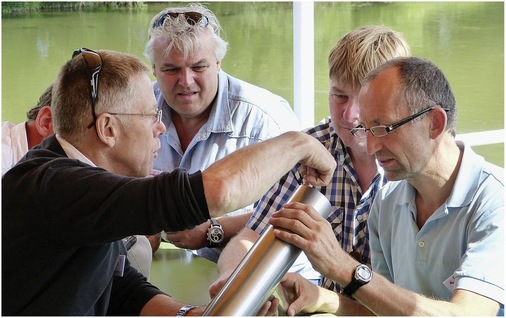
292;2;503;150
456;129;504;147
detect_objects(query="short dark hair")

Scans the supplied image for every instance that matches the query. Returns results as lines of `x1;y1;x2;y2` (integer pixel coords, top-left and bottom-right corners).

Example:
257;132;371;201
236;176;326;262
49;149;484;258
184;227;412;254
52;50;150;141
364;56;457;136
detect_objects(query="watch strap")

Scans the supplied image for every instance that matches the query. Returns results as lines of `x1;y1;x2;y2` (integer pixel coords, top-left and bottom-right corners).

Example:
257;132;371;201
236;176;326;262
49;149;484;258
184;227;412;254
342;264;371;299
209;217;220;227
176;305;197;316
342;278;362;299
207;218;224;247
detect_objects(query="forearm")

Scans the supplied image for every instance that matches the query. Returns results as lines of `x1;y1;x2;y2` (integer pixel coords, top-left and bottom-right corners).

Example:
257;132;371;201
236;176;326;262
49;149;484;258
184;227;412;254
217;228;258;276
140;294;204;316
317;287;373;316
338;270;499;316
218;212;252;244
203;131;335;217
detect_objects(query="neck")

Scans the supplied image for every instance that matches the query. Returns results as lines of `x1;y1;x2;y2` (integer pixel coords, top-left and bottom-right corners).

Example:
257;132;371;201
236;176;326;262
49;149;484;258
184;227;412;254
348;147;378;191
411;138;463;227
25;121;44;149
172;109;211;152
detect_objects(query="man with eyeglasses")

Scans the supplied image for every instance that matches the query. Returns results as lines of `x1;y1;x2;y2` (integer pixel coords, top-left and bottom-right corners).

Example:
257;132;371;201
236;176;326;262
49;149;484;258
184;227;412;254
2;83;159;281
210;25;412;314
143;3;300;262
269;57;504;315
2;48;335;315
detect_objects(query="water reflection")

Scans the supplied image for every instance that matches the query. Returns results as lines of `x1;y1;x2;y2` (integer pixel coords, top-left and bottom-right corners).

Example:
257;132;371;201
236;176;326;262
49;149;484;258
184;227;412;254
1;2;503;165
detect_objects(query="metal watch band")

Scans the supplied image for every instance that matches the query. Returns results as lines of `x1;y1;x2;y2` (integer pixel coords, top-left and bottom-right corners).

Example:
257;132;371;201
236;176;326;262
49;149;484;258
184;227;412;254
176;305;197;316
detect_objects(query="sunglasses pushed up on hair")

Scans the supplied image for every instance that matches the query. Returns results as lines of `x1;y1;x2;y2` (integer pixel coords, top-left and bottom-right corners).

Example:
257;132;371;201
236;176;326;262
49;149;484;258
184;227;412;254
72;48;102;129
154;11;209;29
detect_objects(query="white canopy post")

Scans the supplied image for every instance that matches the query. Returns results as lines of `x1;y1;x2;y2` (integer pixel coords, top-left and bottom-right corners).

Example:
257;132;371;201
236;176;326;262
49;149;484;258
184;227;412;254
293;1;315;129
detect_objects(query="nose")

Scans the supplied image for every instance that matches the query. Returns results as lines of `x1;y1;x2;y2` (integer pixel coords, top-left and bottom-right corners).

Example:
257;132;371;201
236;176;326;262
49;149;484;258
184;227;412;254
179;68;195;88
343;98;359;123
155;121;166;136
366;133;382;156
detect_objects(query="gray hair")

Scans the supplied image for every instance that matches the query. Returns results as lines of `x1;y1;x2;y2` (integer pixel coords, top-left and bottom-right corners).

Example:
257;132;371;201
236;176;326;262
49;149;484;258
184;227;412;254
144;3;228;63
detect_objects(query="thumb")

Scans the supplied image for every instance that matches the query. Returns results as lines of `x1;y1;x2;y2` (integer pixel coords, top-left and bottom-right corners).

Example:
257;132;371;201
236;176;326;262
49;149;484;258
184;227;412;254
286;299;302;316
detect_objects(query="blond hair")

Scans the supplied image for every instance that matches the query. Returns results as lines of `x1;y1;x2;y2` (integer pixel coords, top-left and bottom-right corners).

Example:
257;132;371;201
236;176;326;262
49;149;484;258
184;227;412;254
328;25;411;89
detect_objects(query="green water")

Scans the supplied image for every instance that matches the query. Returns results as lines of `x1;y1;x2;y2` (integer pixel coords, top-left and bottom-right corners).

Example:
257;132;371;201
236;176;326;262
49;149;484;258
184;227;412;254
2;2;503;166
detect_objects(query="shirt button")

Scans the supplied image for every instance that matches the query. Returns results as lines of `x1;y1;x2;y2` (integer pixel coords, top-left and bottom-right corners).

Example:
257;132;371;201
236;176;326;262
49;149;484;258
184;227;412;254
418;241;425;248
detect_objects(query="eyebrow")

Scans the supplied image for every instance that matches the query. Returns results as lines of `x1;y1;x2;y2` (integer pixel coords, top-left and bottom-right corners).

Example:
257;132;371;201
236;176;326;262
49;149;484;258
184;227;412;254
161;58;208;68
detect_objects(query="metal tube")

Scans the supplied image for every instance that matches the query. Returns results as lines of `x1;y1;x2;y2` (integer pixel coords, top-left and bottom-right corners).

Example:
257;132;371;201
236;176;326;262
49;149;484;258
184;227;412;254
203;184;331;316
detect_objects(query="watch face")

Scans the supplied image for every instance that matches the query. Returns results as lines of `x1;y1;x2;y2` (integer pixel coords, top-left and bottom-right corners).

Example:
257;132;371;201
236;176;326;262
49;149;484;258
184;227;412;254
356;265;372;281
208;227;224;243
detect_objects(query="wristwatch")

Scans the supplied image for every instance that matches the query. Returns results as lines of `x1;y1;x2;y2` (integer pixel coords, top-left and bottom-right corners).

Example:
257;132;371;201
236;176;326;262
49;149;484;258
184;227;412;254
206;218;224;247
176;305;197;316
342;264;372;299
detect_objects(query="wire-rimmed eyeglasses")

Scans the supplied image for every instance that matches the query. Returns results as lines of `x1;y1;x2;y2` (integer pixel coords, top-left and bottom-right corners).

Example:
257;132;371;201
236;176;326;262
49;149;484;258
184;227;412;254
351;106;450;138
107;109;163;124
72;48;102;129
154;11;209;28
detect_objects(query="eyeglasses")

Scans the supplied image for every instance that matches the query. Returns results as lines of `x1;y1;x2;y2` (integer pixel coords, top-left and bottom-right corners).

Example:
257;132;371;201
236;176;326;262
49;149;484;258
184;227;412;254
72;48;102;129
154;11;209;28
351;106;449;138
108;109;163;124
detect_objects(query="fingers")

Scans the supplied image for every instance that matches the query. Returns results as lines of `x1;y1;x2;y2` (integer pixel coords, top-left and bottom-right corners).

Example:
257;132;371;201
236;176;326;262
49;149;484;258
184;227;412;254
208;277;225;298
165;228;205;249
269;203;322;234
302;166;334;186
256;297;280;316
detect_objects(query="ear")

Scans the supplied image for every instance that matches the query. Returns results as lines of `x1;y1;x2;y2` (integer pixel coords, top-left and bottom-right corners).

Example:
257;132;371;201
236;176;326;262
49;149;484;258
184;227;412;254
216;60;221;71
34;106;53;137
152;64;157;78
429;107;447;140
95;113;118;148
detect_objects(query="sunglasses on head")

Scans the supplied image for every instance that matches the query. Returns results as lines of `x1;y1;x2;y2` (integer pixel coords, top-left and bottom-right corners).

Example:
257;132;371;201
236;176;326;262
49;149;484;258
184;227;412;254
154;11;209;28
72;48;102;129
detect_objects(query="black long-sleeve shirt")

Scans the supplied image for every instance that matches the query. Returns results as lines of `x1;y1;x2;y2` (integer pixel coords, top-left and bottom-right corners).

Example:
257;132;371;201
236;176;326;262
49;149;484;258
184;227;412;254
2;136;210;315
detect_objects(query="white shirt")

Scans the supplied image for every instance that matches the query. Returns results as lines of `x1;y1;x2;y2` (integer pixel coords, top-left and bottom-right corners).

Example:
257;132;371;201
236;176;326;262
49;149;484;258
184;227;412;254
2;121;29;176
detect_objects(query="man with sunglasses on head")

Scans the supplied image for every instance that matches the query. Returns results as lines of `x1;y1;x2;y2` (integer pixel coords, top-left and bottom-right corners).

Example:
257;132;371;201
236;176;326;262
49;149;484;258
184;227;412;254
209;25;411;315
143;3;300;262
1;83;157;280
2;48;335;315
269;57;504;315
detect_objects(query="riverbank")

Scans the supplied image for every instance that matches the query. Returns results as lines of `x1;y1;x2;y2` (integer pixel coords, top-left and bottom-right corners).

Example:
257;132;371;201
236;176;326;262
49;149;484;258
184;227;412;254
2;2;145;15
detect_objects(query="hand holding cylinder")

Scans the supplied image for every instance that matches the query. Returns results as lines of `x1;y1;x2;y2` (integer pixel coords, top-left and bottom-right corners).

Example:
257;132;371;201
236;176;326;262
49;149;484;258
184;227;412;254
203;185;331;316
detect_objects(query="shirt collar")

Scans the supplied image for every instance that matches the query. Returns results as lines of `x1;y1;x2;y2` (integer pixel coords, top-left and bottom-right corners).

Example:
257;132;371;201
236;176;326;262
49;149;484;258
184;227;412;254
447;140;486;207
55;134;96;167
207;70;233;133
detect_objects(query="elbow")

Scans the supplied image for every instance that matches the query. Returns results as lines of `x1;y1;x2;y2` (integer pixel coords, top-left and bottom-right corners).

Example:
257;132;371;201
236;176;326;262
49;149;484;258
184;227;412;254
203;176;233;217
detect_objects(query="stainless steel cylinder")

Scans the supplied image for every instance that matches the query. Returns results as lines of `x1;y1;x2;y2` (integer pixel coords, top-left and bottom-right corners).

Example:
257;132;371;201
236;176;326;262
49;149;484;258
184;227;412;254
203;184;331;316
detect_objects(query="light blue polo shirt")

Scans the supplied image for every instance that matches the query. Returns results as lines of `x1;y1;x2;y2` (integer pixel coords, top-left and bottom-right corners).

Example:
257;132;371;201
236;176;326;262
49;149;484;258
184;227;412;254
368;142;504;305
